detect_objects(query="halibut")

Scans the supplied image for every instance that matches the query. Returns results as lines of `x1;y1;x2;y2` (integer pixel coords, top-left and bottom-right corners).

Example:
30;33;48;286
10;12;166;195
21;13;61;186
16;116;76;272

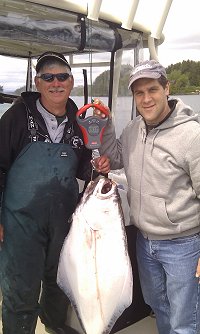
57;176;133;334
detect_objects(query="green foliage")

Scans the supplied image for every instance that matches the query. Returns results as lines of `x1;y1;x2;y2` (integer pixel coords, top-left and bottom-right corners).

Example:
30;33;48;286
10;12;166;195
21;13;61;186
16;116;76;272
82;60;200;96
71;66;132;97
12;60;200;97
166;60;200;94
118;65;133;96
92;70;110;96
91;64;133;97
167;70;190;95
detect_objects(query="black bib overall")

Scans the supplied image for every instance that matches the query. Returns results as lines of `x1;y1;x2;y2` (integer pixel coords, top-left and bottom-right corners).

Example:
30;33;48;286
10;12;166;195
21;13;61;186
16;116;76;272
0;141;79;333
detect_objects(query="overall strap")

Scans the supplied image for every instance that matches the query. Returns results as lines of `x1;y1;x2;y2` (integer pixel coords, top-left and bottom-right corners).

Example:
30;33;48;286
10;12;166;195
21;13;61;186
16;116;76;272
26;106;52;142
27;108;39;142
26;103;77;144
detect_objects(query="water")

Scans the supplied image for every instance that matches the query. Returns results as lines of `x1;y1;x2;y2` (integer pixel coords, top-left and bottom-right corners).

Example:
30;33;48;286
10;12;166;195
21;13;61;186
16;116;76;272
63;94;200;134
173;94;200;113
0;103;11;118
1;95;200;137
73;95;200;114
73;95;200;137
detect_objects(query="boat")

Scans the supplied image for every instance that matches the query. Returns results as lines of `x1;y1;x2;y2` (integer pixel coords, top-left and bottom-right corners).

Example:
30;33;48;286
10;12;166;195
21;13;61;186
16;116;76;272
0;1;173;333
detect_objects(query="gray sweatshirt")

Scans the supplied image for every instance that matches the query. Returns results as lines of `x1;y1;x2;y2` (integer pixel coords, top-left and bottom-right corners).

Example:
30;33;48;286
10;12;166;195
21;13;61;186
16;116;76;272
99;98;200;240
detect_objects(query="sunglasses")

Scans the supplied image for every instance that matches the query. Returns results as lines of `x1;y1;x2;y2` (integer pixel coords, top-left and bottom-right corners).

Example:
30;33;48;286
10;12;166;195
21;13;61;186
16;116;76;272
37;73;71;82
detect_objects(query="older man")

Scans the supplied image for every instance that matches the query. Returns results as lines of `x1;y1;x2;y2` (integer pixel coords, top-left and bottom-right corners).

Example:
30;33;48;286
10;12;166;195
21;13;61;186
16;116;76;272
0;51;110;334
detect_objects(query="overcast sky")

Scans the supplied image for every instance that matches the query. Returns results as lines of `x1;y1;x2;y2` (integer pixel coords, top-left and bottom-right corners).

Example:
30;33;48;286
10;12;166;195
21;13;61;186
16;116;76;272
0;0;200;92
158;0;200;66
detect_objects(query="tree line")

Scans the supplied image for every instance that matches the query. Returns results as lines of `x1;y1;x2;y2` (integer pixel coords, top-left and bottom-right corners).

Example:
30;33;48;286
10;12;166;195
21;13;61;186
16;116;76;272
1;60;200;96
71;60;200;96
166;60;200;94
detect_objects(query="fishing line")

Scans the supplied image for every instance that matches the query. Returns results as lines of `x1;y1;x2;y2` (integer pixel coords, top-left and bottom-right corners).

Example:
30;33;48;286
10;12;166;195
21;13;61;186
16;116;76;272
86;5;99;172
88;16;93;102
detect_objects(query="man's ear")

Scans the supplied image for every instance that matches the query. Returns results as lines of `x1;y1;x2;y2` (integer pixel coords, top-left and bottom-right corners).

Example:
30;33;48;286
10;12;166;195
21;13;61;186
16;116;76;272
165;81;170;95
34;76;39;91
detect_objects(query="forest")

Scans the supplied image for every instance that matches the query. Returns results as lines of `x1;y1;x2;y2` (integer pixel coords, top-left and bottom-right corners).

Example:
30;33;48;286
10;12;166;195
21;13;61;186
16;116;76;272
72;60;200;96
2;60;200;96
166;60;200;94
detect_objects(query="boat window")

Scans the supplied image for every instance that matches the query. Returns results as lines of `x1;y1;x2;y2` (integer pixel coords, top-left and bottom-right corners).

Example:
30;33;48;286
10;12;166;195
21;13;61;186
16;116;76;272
0;50;137;136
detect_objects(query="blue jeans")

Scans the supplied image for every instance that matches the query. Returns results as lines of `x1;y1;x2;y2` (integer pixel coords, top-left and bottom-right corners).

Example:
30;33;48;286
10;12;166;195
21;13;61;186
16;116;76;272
136;231;200;334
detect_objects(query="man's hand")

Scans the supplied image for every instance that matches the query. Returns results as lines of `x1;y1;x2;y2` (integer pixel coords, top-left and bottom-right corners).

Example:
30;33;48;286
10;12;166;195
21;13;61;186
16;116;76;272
196;257;200;280
91;99;111;174
92;155;110;174
93;98;111;119
0;223;4;243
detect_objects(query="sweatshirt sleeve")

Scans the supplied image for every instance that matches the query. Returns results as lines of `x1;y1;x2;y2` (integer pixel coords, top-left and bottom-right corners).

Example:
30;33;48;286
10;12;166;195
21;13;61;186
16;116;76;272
99;119;124;170
185;132;200;198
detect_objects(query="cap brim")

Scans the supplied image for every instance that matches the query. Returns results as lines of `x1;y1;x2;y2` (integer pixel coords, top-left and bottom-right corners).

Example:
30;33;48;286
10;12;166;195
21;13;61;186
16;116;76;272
128;71;161;89
36;55;71;73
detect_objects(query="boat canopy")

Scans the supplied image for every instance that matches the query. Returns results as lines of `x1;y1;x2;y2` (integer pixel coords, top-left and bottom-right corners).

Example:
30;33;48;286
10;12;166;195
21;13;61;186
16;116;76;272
0;0;173;60
0;0;173;111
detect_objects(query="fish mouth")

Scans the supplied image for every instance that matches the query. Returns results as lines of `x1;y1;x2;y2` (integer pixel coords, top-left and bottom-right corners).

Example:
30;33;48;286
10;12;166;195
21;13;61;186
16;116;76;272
95;177;117;199
101;179;113;194
85;176;116;199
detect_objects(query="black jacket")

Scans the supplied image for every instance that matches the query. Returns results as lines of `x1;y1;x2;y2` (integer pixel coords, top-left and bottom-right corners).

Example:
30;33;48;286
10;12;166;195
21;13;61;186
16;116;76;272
0;92;94;203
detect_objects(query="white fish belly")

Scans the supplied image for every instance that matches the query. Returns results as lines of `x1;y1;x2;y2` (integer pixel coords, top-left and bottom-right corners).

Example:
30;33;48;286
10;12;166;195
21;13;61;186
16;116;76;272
57;178;133;334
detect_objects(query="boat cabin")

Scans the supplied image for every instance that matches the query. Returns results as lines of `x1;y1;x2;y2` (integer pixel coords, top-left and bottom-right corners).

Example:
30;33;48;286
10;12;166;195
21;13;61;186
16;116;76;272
0;1;173;333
